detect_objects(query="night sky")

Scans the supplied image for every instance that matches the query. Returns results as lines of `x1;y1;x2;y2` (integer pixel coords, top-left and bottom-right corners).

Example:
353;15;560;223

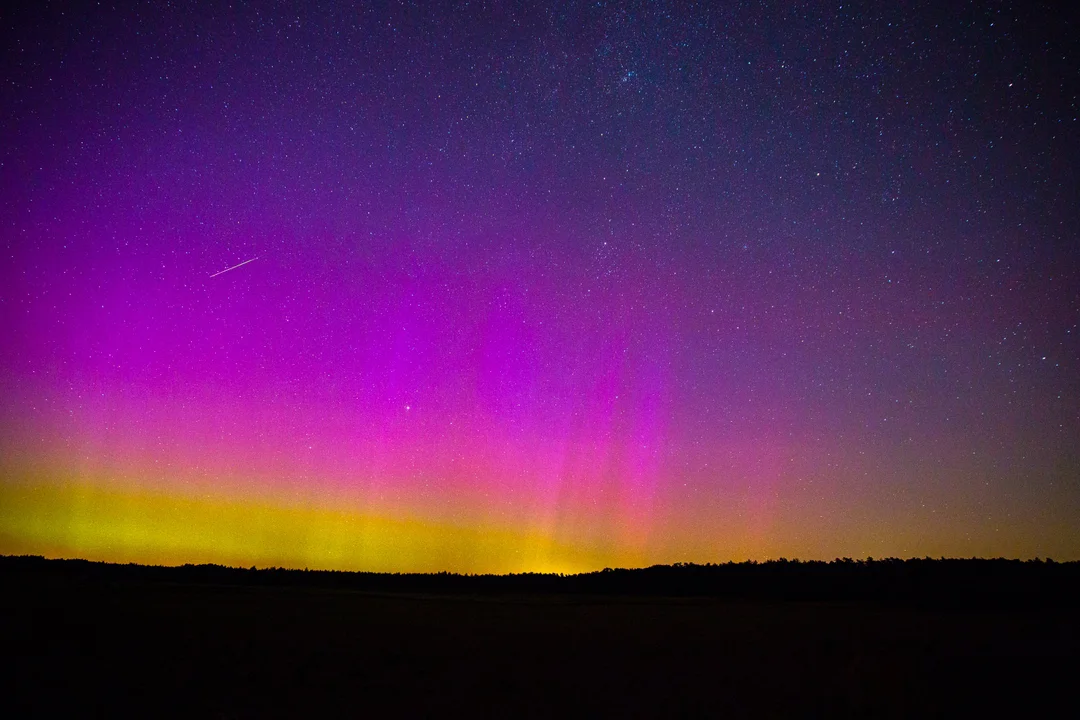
2;0;1078;573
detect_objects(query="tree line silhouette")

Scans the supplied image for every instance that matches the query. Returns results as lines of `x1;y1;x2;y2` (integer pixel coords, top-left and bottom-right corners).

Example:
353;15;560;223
3;554;1077;608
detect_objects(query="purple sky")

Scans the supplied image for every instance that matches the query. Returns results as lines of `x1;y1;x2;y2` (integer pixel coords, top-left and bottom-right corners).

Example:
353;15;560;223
2;1;1078;571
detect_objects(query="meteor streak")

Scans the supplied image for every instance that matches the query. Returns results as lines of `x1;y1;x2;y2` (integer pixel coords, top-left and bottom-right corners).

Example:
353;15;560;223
209;257;258;278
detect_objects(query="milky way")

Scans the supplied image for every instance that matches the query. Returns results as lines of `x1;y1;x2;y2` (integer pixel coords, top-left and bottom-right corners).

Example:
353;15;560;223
2;1;1078;571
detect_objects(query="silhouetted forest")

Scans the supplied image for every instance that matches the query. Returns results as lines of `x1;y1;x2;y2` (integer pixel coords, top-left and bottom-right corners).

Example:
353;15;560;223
4;554;1078;607
4;554;1078;717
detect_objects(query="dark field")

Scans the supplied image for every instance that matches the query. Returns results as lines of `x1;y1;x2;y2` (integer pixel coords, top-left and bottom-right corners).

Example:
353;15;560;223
3;560;1077;717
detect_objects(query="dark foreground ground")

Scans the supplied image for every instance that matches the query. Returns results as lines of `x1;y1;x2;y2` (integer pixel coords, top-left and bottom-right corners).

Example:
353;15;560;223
2;558;1077;718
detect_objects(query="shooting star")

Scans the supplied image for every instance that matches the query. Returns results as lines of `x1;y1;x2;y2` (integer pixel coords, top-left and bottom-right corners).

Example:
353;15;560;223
209;257;258;278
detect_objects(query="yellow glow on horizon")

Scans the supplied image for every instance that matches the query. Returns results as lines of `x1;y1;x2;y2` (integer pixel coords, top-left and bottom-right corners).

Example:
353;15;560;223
5;454;1075;571
0;476;633;575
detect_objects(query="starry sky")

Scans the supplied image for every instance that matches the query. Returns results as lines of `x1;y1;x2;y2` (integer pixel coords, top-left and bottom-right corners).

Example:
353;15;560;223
2;0;1078;573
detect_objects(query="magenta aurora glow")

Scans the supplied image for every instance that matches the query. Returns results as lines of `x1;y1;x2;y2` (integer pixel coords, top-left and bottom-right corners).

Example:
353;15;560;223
2;1;1078;572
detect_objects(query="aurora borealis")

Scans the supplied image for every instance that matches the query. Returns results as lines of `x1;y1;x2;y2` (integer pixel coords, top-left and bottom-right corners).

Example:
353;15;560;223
2;1;1078;572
